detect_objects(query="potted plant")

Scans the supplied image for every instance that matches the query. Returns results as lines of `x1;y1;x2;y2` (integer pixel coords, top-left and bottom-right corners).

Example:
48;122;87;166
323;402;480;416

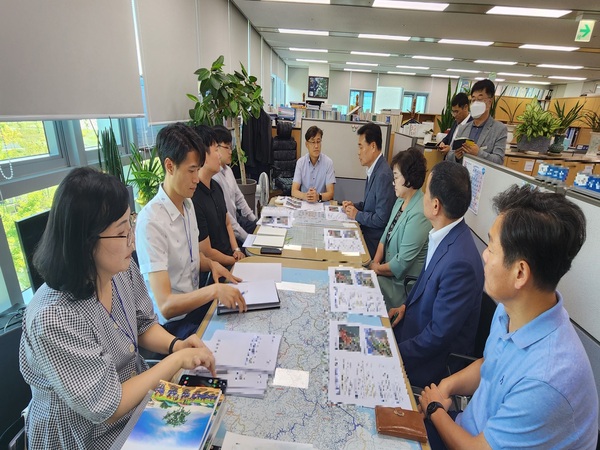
127;144;164;207
436;79;456;143
582;110;600;156
514;99;559;153
548;100;585;154
498;96;524;149
187;55;264;187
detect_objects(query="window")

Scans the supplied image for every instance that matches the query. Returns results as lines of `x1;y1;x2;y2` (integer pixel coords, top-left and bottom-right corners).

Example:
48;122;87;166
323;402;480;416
80;119;123;150
349;90;375;114
402;92;428;114
0;122;51;161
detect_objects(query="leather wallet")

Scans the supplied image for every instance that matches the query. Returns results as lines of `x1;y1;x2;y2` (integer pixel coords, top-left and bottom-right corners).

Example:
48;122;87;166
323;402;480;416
375;405;428;443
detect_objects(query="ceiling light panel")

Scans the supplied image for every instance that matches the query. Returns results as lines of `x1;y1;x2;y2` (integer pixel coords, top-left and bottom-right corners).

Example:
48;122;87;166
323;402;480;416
431;74;459;78
520;44;578;52
351;51;391;57
396;65;429;70
548;76;587;81
438;39;493;46
296;58;328;63
537;64;583;70
474;60;517;65
266;0;329;3
373;1;449;11
344;68;372;73
447;69;481;74
518;80;551;85
346;62;378;66
388;71;416;75
413;55;453;61
486;6;571;18
290;47;328;53
279;29;329;36
498;72;533;77
358;34;411;41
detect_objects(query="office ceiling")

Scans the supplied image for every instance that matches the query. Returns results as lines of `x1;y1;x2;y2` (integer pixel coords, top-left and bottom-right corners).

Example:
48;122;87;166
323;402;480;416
233;0;600;87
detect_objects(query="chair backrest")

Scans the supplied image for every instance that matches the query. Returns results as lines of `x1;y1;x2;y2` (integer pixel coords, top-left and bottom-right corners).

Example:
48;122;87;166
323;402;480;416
473;291;497;358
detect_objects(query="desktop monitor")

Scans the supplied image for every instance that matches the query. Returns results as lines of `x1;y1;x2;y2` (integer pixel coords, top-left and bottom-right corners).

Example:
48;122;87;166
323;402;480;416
308;76;329;99
15;210;50;293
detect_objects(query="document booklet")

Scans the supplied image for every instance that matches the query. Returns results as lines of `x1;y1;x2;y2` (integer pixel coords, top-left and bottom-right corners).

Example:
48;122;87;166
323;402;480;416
452;137;475;150
375;406;427;443
252;234;286;248
217;280;280;314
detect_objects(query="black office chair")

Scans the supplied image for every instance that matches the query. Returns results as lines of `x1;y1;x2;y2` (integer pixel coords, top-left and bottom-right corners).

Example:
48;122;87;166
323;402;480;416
271;121;297;196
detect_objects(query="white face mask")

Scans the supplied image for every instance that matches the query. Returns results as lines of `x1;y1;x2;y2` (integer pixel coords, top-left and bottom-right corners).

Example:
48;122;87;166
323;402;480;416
470;101;486;119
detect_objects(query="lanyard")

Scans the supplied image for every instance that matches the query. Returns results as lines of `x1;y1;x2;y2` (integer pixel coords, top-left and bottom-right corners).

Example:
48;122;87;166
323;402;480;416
101;279;139;357
182;202;194;264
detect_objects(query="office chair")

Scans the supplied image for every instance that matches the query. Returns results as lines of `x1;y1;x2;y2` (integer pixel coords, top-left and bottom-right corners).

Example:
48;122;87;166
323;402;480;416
271;121;296;196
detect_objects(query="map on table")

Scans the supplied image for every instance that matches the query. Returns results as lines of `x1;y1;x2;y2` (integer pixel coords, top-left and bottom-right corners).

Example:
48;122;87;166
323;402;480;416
202;268;422;450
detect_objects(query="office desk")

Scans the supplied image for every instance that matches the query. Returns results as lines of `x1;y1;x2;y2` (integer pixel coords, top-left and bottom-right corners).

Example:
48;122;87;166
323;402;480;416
196;258;428;450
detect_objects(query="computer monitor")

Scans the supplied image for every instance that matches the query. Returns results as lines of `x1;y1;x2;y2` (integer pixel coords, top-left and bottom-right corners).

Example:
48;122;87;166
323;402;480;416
15;210;50;293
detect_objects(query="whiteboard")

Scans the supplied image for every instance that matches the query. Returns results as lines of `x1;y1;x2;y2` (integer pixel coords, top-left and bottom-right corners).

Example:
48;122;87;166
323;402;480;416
300;119;391;180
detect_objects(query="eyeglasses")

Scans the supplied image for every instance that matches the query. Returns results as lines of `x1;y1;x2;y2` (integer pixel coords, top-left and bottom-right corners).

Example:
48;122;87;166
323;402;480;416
98;216;136;247
217;144;232;151
307;139;322;145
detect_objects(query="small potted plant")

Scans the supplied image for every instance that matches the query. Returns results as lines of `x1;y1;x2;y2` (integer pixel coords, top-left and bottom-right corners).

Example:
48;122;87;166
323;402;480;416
548;100;585;154
514;99;559;153
127;144;164;207
582;110;600;156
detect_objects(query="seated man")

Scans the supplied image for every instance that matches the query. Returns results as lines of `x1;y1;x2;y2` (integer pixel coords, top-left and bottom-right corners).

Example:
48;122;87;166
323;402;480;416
389;161;484;387
342;122;396;258
136;123;246;339
446;79;507;165
192;125;245;268
292;125;335;203
212;125;257;244
420;185;598;450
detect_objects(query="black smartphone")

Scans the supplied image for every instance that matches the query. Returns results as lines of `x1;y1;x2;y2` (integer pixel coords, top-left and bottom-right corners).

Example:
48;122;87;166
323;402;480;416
260;246;282;255
178;374;228;393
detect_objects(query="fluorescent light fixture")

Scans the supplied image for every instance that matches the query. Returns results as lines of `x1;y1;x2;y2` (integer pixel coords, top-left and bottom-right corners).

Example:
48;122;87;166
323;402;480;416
518;80;551;85
346;61;378;67
388;71;416;75
474;59;517;65
396;65;429;70
279;28;329;36
344;68;372;73
487;6;571;18
431;74;460;78
495;78;505;82
447;68;481;74
439;39;493;46
358;33;411;41
413;55;453;61
290;47;328;53
498;72;533;77
351;51;391;57
373;0;449;11
548;76;587;81
265;0;329;3
296;58;328;63
538;64;583;70
520;44;578;52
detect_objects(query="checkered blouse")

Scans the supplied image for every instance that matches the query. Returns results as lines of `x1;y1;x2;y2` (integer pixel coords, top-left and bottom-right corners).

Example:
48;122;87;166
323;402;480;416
19;262;157;449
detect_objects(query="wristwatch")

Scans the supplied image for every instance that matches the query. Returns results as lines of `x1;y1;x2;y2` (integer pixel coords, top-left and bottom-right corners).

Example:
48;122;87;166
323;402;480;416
426;401;444;420
318;193;323;202
234;247;242;253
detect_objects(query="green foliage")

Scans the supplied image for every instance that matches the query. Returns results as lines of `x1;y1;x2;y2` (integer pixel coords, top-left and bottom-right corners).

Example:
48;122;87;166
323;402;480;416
0;122;49;159
582;110;600;132
437;79;457;133
97;122;126;184
490;85;506;119
188;55;264;183
498;96;524;124
551;100;585;134
126;144;164;206
514;99;560;142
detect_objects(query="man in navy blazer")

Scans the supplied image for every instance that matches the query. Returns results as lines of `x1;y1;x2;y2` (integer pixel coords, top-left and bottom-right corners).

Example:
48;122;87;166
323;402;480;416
343;122;396;258
389;161;484;388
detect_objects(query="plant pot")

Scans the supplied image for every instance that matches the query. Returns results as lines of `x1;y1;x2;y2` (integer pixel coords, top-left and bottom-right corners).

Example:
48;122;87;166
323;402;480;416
548;134;566;155
237;178;257;214
505;124;516;150
516;136;551;154
587;131;600;157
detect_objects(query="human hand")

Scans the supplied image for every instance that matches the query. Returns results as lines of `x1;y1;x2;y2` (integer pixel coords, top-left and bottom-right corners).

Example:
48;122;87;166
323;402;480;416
216;284;247;313
306;188;317;203
388;304;406;327
233;249;245;261
454;148;464;159
211;260;242;284
344;205;358;220
438;143;450;155
370;261;381;274
342;200;354;209
462;140;479;156
177;347;216;376
419;383;452;416
174;333;207;352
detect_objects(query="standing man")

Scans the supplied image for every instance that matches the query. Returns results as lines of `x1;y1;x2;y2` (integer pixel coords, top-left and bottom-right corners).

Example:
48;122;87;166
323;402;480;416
438;92;471;158
292;125;336;203
389;161;484;388
446;79;507;165
192;125;245;269
212;125;257;245
343;122;395;258
136;123;246;339
419;185;598;450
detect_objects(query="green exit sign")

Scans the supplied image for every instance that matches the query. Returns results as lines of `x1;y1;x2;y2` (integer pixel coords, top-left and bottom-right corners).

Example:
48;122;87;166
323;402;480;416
575;20;595;42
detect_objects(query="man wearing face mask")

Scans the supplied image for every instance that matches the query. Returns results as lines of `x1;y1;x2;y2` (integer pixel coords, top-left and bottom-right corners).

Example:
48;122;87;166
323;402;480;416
446;79;507;165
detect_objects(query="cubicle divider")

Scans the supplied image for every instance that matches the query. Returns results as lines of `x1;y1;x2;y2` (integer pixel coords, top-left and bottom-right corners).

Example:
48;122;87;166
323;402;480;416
300;119;391;204
463;155;600;430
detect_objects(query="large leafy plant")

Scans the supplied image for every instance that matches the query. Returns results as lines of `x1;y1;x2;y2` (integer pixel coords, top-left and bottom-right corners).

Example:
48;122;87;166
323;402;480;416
551;100;585;135
127;144;164;206
187;55;264;184
514;99;559;142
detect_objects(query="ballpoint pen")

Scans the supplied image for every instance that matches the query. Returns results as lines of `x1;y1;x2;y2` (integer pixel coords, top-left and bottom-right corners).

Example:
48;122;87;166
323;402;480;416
391;311;399;324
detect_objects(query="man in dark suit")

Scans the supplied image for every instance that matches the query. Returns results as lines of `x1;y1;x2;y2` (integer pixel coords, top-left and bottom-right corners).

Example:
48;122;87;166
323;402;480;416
389;161;484;387
438;92;471;158
342;122;396;258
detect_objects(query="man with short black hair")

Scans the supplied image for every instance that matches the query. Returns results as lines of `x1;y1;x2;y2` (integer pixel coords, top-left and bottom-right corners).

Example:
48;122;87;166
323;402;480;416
419;184;598;450
446;79;507;165
389;161;484;388
342;122;395;257
438;92;471;157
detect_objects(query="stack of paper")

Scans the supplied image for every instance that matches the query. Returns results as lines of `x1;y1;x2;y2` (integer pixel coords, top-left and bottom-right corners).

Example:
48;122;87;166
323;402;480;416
328;267;386;316
232;262;283;283
324;228;365;254
258;206;293;228
252;225;287;248
218;280;280;314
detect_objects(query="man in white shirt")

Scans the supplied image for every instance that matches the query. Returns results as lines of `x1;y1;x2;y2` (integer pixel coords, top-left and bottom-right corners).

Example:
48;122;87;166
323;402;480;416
212;125;257;244
136;123;246;339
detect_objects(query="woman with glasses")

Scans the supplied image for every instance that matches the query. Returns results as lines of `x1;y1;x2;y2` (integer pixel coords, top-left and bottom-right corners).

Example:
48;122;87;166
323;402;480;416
370;148;431;310
291;125;336;203
19;167;216;449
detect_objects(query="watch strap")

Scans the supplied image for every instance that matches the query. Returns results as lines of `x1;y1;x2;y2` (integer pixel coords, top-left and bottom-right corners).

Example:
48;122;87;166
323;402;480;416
426;401;444;420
